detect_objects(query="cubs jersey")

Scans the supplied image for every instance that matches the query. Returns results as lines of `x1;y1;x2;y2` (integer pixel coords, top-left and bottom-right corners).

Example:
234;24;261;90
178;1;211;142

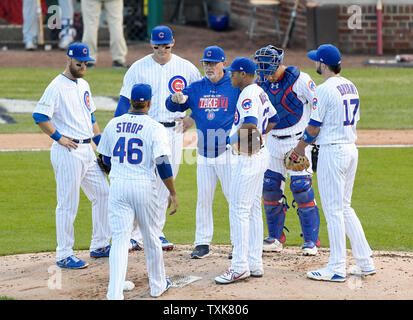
259;67;316;136
119;54;202;123
310;76;360;145
165;71;240;158
97;113;171;181
229;83;277;142
33;74;96;139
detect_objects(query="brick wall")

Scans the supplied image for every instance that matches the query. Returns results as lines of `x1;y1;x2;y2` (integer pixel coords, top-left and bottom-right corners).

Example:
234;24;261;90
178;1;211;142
229;0;308;47
339;4;413;54
230;0;413;54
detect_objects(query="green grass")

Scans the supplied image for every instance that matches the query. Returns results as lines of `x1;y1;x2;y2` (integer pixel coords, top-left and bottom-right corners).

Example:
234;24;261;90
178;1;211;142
0;67;413;129
0;148;412;256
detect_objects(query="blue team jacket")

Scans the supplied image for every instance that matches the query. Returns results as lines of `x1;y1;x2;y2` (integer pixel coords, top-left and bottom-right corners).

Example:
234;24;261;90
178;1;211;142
166;71;240;158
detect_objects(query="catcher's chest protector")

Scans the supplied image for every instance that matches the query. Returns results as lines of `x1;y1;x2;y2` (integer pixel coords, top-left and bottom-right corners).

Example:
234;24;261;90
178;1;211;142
264;66;303;129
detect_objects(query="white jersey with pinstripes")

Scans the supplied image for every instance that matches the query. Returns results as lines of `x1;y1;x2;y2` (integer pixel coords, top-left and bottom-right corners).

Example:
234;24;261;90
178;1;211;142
120;54;202;123
97;113;171;181
33;74;96;139
229;83;277;139
310;76;360;145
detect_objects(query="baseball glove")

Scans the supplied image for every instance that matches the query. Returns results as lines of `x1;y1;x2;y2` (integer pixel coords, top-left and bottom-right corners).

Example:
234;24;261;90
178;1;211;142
284;148;310;171
97;153;111;174
236;128;263;156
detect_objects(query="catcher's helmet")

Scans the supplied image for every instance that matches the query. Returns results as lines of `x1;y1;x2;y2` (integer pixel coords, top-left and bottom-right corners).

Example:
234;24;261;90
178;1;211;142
254;45;284;82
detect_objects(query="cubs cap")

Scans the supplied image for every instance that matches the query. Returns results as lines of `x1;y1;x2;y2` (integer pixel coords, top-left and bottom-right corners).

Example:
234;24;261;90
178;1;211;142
131;84;152;102
307;44;341;66
224;57;256;74
151;25;173;44
67;43;95;61
200;46;225;62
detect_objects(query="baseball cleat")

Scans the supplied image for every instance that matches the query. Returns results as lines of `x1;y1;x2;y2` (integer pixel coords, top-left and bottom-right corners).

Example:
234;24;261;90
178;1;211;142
263;237;283;252
215;269;250;284
56;255;89;269
129;239;143;251
307;268;346;282
349;265;376;276
250;268;264;278
160;237;174;251
190;245;210;259
90;245;111;258
302;241;318;256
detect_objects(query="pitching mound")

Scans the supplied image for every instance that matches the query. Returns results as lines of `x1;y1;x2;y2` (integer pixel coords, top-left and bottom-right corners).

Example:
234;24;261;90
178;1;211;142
0;245;412;301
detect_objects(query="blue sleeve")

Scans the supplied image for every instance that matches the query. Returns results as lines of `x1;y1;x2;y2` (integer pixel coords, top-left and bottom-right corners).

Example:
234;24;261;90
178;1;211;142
155;155;173;180
165;95;189;113
91;113;96;123
243;116;258;126
32;112;50;124
269;113;280;124
309;119;322;127
114;95;131;117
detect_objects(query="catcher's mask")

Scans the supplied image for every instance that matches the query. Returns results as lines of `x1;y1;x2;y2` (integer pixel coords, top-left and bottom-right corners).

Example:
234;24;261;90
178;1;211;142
254;45;284;82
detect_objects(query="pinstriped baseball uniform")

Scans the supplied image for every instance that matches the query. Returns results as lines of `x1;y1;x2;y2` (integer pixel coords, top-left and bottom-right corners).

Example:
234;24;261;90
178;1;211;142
120;54;202;243
34;74;111;261
97;113;171;299
229;83;277;273
311;76;374;276
265;71;316;176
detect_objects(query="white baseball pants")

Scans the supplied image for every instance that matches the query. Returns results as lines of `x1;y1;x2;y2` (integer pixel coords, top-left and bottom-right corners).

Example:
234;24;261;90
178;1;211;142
229;148;269;273
106;180;167;300
50;142;110;261
194;150;232;247
317;144;374;276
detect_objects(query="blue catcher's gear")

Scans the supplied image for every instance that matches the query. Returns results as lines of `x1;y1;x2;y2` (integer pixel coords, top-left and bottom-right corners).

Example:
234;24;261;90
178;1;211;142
290;175;321;247
262;170;289;242
254;45;284;83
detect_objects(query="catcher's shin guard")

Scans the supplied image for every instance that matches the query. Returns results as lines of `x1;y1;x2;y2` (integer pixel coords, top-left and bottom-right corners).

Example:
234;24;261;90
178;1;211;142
290;175;320;247
262;170;289;242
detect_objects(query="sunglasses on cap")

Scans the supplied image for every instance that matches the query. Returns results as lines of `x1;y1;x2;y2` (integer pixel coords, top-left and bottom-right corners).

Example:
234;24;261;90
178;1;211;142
153;45;172;50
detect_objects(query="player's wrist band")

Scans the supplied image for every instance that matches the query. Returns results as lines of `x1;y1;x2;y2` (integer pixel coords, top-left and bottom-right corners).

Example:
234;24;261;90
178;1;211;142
92;134;101;146
301;128;317;144
50;130;62;141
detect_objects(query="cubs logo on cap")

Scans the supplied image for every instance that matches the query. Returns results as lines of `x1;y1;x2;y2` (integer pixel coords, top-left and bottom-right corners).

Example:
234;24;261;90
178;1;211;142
200;46;225;63
67;43;95;62
151;25;173;44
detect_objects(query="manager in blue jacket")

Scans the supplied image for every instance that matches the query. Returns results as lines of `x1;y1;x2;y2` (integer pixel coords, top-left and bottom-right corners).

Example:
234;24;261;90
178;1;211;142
166;46;240;259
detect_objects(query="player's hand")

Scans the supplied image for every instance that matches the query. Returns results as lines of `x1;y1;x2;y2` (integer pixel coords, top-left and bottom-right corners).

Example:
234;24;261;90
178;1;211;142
58;136;78;152
171;92;188;104
167;193;178;215
182;116;195;132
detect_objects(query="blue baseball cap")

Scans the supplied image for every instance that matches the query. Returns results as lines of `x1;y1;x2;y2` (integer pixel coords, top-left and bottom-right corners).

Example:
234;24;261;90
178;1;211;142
200;46;225;62
151;25;174;44
308;44;342;66
224;57;256;74
131;84;152;102
67;43;95;61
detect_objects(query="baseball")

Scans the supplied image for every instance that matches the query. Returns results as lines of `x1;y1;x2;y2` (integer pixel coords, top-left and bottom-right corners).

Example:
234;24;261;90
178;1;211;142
123;280;135;291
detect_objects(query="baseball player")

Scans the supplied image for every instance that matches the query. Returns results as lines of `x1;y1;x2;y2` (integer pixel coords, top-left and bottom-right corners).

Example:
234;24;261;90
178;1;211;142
215;57;279;284
114;25;202;251
98;83;177;299
254;45;321;255
32;43;111;269
288;44;375;281
165;45;240;259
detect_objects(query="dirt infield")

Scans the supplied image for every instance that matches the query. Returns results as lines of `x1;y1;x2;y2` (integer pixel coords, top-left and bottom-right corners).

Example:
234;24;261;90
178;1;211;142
0;24;412;301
